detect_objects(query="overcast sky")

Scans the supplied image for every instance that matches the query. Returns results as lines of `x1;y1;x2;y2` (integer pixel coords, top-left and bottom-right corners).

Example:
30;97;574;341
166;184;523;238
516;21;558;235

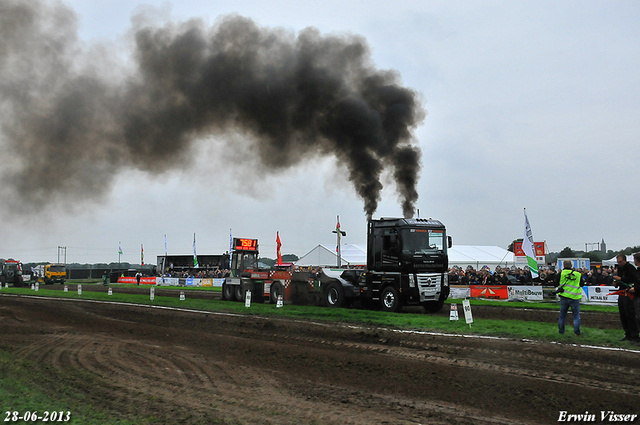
1;0;639;264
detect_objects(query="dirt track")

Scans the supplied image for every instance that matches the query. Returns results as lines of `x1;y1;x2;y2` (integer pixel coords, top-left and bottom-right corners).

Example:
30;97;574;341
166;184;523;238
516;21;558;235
1;293;638;424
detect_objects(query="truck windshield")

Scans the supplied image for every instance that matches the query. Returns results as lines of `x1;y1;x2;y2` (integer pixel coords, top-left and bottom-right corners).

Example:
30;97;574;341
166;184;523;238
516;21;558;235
50;266;65;272
401;229;445;254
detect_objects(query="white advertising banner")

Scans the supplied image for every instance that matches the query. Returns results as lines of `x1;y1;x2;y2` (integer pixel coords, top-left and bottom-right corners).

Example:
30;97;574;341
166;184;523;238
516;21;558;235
156;277;224;287
449;286;471;299
584;285;619;303
507;286;544;301
156;277;180;286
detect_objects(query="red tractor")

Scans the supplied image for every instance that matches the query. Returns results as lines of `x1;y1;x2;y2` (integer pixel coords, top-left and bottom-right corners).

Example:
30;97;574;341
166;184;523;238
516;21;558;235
0;259;25;287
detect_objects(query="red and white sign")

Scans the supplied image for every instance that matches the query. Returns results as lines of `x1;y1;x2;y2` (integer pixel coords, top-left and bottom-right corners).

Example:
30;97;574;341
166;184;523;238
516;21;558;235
470;285;509;299
514;242;545;257
118;276;156;285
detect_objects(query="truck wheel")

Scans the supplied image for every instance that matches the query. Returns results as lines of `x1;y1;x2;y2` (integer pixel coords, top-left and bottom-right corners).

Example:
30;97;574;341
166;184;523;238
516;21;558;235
380;286;402;313
222;283;235;301
270;282;283;304
324;282;345;308
234;285;244;302
423;298;445;313
14;275;24;288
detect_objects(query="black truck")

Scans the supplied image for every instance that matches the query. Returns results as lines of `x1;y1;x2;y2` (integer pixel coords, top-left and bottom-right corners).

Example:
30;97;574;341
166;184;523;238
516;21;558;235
321;217;451;313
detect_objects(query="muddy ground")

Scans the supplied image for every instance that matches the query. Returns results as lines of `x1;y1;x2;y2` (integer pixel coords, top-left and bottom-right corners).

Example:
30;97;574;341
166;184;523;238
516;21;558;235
0;292;638;425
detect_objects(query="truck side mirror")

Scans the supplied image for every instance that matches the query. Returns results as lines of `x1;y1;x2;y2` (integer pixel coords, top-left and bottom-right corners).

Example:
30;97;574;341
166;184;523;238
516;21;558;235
448;236;452;248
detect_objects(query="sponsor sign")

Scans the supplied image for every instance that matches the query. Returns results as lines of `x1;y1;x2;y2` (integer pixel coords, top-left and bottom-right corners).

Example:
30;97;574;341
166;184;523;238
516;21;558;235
156;277;180;286
507;286;544;301
155;277;225;287
462;299;473;324
470;285;509;299
449;303;459;321
117;276;156;285
449;286;471;299
584;285;618;303
514;242;545;257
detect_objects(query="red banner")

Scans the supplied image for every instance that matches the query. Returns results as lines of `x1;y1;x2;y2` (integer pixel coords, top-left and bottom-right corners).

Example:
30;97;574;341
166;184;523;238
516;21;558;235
118;276;156;285
470;285;509;299
514;242;545;257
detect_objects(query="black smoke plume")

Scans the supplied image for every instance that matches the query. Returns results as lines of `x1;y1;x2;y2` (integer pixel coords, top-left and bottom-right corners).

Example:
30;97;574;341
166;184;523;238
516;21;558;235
0;0;425;218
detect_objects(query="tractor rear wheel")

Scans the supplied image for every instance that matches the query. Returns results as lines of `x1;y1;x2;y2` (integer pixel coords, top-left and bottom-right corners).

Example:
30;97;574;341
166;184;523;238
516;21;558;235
222;283;235;301
234;285;244;302
270;282;283;304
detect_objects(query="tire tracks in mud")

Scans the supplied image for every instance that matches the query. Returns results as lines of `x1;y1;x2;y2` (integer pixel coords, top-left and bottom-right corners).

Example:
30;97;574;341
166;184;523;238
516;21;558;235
272;330;640;396
2;294;638;425
8;330;515;425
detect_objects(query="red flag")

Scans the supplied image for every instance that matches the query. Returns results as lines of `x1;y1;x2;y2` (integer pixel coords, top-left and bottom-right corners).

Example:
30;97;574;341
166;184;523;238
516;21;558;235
276;232;282;265
607;289;634;300
141;244;144;266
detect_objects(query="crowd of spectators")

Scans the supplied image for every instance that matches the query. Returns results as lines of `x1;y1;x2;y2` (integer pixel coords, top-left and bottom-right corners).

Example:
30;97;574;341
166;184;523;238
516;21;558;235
161;268;231;278
158;263;620;286
448;265;618;286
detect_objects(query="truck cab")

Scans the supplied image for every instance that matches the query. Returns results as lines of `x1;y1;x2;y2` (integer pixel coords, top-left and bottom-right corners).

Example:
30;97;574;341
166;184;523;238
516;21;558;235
43;263;66;284
366;217;451;312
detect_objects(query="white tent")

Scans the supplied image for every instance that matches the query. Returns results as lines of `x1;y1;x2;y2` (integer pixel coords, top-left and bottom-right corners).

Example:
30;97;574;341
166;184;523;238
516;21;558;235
295;244;366;267
602;255;634;266
448;245;515;270
296;244;515;270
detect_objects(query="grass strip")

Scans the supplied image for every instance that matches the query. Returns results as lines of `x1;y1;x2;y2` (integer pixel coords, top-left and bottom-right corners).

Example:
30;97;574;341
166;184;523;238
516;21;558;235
0;286;634;349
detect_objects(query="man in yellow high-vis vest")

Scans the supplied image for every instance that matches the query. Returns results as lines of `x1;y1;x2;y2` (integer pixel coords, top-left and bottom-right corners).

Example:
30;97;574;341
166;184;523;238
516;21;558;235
556;260;583;336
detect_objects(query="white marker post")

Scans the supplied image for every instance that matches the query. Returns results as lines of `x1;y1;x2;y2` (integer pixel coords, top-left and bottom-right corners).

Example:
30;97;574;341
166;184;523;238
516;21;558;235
64;285;68;292
35;282;39;292
108;287;113;296
245;290;251;308
449;303;459;321
77;284;82;295
150;286;155;301
276;294;283;308
462;299;473;328
180;291;185;301
31;283;35;290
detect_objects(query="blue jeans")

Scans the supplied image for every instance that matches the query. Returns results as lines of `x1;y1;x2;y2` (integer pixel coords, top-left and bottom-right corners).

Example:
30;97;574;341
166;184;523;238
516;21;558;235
559;296;580;335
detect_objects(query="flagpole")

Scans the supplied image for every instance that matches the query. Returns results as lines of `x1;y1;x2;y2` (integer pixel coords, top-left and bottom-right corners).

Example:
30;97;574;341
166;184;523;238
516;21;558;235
523;208;539;279
118;241;122;274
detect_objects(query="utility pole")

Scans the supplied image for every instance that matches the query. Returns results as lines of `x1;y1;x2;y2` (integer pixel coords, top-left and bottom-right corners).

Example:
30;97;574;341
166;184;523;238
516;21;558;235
57;246;67;264
332;215;346;268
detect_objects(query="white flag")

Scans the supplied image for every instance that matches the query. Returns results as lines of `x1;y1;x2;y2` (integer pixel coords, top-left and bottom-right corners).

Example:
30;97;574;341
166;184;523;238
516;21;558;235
523;209;539;278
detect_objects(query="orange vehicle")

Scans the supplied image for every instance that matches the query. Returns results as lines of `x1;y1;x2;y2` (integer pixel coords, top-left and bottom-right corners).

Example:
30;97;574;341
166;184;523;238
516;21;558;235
222;238;308;303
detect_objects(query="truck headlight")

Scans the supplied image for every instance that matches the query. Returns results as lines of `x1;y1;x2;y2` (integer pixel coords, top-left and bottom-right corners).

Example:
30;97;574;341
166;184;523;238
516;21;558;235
409;274;415;287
